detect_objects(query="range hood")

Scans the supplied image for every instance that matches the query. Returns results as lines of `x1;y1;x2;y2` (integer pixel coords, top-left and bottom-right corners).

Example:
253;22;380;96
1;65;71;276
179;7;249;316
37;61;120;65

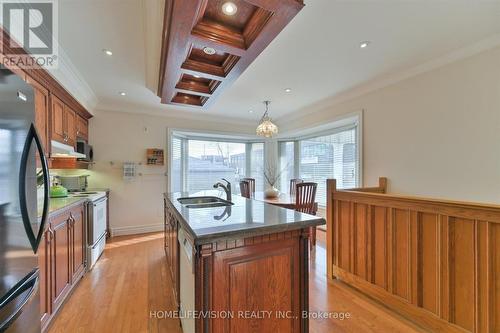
51;140;86;158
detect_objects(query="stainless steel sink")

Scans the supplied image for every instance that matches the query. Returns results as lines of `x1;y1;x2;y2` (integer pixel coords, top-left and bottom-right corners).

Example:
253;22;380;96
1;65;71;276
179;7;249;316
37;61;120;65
177;196;233;208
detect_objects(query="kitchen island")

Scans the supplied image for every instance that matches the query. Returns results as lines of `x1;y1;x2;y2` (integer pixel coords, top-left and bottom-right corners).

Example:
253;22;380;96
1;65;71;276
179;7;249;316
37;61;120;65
163;190;325;333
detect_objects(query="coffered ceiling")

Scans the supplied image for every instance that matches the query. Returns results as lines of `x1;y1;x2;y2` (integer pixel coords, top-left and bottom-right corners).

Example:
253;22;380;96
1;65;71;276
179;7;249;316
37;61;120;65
56;0;500;122
158;0;303;108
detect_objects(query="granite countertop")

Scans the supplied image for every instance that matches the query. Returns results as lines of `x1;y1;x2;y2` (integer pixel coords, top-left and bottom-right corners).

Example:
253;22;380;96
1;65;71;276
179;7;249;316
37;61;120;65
164;190;325;245
47;197;88;215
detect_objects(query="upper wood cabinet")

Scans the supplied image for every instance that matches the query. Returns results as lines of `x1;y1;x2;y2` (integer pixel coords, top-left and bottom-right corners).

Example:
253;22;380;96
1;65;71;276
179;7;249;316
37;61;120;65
51;95;66;144
76;115;89;142
51;94;79;147
65;106;77;147
26;77;50;157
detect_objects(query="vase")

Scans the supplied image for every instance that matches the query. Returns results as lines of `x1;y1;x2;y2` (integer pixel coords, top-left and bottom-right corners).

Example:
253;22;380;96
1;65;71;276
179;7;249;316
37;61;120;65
264;186;280;198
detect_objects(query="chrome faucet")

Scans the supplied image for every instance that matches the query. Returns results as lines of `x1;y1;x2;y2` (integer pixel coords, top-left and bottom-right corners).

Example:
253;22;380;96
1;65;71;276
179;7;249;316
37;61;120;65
213;178;231;202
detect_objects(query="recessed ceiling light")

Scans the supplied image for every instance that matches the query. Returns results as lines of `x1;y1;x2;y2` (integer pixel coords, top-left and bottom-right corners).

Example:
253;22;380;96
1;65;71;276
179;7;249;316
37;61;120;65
119;91;126;96
203;47;216;55
222;2;237;16
284;88;292;93
102;49;113;56
360;41;370;49
248;109;253;113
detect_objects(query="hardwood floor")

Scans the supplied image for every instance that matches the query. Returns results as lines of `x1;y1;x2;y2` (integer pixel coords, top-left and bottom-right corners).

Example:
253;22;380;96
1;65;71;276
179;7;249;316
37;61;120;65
48;231;423;333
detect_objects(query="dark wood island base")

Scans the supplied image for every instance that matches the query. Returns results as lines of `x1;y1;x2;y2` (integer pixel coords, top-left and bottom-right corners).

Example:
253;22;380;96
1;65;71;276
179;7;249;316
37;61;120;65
164;191;324;333
195;228;310;333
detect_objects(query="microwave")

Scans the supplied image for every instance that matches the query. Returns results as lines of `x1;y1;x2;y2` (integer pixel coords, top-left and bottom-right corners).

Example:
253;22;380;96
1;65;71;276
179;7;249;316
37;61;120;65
76;140;93;162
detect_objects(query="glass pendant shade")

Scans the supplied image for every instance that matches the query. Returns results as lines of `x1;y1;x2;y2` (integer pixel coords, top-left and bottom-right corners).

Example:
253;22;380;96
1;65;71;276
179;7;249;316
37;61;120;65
256;101;278;138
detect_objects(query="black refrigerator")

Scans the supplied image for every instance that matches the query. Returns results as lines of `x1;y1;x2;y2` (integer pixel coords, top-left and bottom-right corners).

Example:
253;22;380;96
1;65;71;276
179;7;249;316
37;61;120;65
0;67;49;333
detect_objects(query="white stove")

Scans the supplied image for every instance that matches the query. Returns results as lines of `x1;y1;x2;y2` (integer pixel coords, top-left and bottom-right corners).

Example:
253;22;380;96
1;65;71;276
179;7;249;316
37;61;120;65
68;191;107;270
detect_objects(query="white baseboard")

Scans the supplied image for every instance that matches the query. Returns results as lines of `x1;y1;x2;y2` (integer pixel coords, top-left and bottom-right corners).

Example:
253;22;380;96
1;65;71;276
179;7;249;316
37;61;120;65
110;223;163;237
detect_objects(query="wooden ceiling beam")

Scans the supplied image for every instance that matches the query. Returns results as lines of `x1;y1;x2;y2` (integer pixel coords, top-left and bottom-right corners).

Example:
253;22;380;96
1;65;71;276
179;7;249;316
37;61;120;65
158;0;304;108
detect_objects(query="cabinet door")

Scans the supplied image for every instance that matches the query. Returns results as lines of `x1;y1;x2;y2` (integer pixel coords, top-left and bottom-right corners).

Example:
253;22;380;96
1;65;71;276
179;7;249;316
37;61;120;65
38;229;52;328
50;95;66;144
27;77;50;156
65;106;76;147
171;219;179;304
50;213;71;310
70;205;86;282
212;238;301;332
76;115;88;142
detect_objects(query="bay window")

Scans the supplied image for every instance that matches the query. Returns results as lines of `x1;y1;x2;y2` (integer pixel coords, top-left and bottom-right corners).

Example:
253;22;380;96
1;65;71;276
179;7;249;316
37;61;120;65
279;120;360;205
169;133;265;194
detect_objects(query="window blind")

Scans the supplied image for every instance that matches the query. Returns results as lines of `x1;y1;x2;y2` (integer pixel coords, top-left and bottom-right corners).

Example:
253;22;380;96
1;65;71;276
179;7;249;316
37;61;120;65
171;136;183;192
250;143;264;191
299;127;358;205
186;140;246;193
278;141;295;193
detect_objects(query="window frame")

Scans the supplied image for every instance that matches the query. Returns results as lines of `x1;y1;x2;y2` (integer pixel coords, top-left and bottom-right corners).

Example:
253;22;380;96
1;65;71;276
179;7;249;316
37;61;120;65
167;129;266;193
277;112;363;204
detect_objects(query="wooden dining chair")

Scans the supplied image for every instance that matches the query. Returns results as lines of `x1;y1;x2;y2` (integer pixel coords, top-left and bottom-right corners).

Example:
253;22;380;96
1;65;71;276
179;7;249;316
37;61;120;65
289;178;303;196
239;180;252;198
294;182;318;250
242;178;256;194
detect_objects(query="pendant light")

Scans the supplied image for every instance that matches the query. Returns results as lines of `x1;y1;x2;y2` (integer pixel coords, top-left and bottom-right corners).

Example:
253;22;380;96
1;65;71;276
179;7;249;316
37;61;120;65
256;101;278;138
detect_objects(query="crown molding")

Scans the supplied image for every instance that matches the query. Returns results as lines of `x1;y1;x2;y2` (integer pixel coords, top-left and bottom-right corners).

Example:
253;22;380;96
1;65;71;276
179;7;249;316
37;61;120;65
277;33;500;125
47;42;99;114
95;105;258;129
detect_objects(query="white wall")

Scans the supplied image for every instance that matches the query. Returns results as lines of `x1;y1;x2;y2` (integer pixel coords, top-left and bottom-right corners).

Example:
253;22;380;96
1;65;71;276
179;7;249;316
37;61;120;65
84;44;500;236
86;111;255;236
280;45;500;204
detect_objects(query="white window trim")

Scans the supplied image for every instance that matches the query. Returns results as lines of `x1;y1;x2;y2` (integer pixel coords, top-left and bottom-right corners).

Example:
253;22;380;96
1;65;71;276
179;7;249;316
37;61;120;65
276;110;364;194
167;128;266;192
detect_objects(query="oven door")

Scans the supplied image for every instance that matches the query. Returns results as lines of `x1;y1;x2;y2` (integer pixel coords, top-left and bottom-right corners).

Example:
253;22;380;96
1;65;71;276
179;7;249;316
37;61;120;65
88;197;107;245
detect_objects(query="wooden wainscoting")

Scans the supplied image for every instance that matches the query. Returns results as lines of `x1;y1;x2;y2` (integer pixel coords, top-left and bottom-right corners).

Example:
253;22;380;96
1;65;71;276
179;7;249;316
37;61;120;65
326;178;500;333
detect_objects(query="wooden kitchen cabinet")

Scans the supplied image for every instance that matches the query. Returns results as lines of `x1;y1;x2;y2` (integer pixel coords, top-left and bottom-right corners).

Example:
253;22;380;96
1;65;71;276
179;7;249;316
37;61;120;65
65;106;77;147
70;204;86;282
50;94;78;147
39;202;87;332
76;115;89;142
38;229;52;329
50;210;72;311
27;77;50;157
164;200;179;306
50;95;66;144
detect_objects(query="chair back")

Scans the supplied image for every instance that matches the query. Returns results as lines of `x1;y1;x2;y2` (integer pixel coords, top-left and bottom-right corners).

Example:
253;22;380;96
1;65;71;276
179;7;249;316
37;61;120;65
242;178;256;193
239;180;252;198
289;178;303;196
295;182;317;215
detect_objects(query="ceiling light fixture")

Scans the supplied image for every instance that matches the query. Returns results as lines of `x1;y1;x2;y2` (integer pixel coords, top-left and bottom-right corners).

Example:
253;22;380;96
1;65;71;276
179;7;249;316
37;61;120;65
103;49;113;56
248;109;253;113
203;47;216;55
119;91;126;96
222;2;237;16
360;41;370;49
256;101;278;138
284;88;292;93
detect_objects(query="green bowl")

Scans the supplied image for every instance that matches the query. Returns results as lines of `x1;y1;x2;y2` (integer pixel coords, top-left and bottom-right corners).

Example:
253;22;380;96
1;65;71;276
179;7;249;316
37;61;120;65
50;185;68;198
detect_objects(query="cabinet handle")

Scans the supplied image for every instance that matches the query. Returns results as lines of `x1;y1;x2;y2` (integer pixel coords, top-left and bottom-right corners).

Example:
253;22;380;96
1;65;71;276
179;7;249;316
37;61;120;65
47;227;54;242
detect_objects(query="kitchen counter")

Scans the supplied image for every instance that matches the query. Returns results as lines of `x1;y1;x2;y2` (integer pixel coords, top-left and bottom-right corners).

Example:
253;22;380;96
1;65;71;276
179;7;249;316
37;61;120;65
164;190;325;245
163;190;325;332
48;196;88;215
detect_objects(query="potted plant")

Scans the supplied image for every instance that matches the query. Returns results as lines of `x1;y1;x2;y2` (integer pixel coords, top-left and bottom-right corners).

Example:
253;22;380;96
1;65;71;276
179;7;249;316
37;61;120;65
263;162;287;198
